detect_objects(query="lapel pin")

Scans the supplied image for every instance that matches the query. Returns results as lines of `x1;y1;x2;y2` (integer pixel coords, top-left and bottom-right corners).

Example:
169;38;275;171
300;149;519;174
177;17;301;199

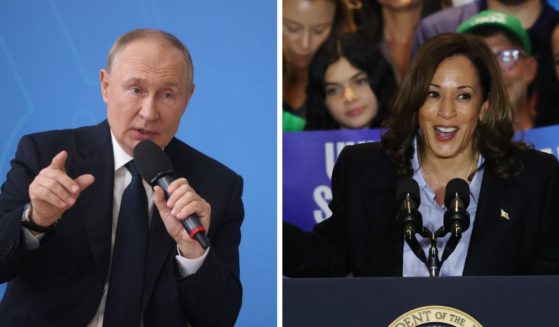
500;209;510;221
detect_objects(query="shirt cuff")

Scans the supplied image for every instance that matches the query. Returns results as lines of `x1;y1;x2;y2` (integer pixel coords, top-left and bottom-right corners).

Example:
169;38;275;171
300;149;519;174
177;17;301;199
175;246;210;278
21;227;44;249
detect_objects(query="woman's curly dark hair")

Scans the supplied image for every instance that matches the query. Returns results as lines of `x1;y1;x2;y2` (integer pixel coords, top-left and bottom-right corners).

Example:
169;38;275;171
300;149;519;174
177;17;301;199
304;32;397;130
381;33;525;180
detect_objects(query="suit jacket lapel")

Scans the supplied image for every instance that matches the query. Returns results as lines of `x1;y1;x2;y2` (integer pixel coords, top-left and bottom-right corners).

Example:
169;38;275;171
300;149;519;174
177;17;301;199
360;167;402;276
70;121;114;280
381;182;404;276
141;208;174;310
141;138;196;309
463;170;516;275
164;138;196;180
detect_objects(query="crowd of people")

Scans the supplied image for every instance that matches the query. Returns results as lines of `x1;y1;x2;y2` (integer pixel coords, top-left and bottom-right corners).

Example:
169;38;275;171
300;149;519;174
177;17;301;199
283;0;559;132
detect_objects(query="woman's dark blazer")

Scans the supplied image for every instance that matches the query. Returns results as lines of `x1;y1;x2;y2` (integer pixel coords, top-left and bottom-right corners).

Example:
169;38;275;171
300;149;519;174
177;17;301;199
284;142;559;277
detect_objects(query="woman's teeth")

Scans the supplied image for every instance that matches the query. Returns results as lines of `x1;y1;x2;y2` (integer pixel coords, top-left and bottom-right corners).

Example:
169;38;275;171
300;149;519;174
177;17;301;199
435;126;457;133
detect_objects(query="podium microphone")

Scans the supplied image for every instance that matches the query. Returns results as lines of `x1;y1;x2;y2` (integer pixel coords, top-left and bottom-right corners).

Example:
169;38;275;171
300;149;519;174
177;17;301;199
443;178;471;237
395;178;427;240
134;140;210;250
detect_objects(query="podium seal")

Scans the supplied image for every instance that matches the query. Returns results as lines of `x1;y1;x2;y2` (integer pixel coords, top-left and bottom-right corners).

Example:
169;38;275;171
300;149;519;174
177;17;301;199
388;305;483;327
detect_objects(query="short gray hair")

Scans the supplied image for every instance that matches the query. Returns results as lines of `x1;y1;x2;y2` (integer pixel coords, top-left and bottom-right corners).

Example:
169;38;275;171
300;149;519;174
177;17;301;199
106;29;194;85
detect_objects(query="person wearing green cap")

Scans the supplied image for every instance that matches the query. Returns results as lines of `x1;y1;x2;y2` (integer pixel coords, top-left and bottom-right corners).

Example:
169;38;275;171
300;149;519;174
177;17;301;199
458;10;537;131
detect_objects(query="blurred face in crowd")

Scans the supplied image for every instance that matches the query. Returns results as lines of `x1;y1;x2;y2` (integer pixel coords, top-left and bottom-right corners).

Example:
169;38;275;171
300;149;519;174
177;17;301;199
101;38;194;155
418;55;488;161
283;0;336;70
552;24;559;79
376;0;421;10
482;32;536;106
324;57;379;129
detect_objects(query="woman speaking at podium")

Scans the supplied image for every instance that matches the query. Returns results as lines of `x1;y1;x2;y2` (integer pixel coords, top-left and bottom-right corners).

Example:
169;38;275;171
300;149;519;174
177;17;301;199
283;33;559;277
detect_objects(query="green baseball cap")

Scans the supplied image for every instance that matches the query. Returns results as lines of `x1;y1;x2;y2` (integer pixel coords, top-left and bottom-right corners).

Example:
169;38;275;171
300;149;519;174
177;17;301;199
457;10;532;55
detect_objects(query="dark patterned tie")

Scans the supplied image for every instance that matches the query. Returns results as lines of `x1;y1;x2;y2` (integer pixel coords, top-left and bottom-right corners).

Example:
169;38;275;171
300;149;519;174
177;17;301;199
104;161;149;326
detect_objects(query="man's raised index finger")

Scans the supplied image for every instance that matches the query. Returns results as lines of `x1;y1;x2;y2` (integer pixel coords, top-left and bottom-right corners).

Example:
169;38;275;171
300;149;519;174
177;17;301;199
49;150;68;171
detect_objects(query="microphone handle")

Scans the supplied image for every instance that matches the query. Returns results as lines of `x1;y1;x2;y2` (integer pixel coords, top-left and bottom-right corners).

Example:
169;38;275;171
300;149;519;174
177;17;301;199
180;217;210;250
157;175;174;198
156;175;210;250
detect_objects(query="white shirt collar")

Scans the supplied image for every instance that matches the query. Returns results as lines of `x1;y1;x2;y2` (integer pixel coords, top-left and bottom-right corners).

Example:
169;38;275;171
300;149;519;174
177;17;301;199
110;132;133;172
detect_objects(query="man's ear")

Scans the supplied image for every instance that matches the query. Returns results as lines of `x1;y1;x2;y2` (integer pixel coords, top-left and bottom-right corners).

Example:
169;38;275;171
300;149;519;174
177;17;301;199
183;83;195;109
100;69;110;104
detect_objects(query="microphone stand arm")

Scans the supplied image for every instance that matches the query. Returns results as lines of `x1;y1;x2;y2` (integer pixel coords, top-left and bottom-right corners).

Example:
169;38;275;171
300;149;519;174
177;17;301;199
427;240;440;277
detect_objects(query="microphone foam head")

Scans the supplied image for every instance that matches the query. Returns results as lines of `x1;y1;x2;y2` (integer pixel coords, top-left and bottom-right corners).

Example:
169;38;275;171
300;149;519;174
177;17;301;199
395;178;420;206
133;140;173;185
444;178;470;208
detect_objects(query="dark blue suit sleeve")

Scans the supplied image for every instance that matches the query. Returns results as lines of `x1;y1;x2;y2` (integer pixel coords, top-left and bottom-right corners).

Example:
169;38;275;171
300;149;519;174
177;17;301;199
178;175;244;327
0;135;44;282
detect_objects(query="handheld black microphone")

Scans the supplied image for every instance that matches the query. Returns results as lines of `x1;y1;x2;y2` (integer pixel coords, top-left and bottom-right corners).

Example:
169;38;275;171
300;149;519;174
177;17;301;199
443;178;471;237
395;178;427;240
134;140;210;250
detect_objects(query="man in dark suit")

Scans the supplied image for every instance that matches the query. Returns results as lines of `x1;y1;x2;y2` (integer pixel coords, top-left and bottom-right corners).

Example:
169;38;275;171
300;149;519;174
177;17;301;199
0;29;243;326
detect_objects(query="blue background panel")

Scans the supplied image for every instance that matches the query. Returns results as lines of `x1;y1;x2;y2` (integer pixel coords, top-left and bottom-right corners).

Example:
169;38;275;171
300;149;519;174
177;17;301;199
0;1;276;325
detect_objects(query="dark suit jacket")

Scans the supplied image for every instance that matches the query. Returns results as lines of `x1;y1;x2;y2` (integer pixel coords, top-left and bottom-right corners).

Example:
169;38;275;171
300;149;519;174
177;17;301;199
284;142;559;277
0;121;244;326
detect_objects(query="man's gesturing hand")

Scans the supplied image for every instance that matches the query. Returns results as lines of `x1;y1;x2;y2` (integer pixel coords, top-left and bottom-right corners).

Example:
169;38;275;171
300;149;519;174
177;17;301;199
28;150;95;227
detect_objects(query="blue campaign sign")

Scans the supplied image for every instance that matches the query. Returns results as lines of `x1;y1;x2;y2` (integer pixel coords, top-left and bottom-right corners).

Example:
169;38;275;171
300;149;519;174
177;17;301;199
283;129;380;231
516;124;559;158
283;125;559;231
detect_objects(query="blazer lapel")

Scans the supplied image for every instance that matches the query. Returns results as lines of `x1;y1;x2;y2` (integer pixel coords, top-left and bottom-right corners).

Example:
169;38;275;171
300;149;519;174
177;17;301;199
70;121;114;280
164;138;196;180
141;138;196;309
380;182;404;276
141;209;175;310
360;168;402;276
463;171;516;275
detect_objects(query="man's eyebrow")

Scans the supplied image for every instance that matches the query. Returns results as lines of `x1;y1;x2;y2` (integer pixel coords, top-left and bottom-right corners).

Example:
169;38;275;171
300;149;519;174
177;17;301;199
123;78;180;88
161;81;180;88
124;77;145;84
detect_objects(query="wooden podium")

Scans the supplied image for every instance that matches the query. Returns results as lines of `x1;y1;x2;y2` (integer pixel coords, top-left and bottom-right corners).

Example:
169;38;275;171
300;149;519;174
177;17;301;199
283;276;559;326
